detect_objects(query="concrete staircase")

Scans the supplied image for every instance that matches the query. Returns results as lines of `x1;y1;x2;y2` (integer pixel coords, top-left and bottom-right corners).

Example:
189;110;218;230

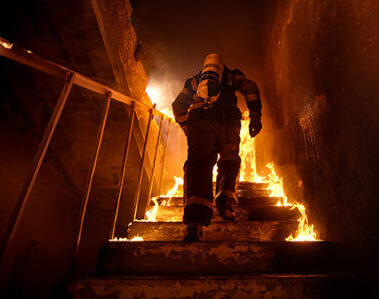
66;182;354;298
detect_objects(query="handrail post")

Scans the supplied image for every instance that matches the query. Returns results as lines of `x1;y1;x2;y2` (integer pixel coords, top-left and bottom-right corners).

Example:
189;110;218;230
73;91;112;272
0;72;74;288
110;103;136;239
146;115;164;206
158;119;172;195
132;106;154;220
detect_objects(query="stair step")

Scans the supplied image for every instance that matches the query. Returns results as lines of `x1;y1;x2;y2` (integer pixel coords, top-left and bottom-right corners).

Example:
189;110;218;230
98;241;337;275
238;196;282;206
150;205;299;222
237;181;269;190
67;274;355;299
128;221;298;241
152;196;283;207
238;188;272;197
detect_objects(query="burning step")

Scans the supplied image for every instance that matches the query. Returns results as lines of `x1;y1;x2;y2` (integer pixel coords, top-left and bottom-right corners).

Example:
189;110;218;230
146;205;300;222
127;221;298;242
152;196;284;207
98;241;338;275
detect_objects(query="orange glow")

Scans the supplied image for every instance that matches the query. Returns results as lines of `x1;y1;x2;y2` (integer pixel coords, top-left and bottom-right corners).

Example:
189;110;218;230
162;176;183;198
109;236;144;242
258;163;318;241
239;112;261;182
144;197;159;221
285;203;317;241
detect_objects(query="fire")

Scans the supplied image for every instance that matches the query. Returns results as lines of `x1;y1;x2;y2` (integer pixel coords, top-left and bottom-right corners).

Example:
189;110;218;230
159;107;175;120
162;176;183;198
238;114;317;241
139;93;318;241
145;197;159;221
264;162;290;206
109;236;144;242
143;176;184;222
0;39;13;49
258;163;318;241
286;203;317;241
239;113;262;182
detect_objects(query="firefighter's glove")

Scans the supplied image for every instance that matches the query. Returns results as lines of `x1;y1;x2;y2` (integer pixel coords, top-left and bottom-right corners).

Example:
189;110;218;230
249;112;262;138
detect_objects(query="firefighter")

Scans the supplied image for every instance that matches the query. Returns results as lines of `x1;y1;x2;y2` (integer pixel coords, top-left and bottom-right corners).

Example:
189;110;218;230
172;53;262;241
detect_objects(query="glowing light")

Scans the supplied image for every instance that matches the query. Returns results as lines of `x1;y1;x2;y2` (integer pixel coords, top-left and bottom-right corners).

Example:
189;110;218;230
162;176;183;198
159;107;175;120
109;236;144;242
144;197;159;222
259;162;318;241
0;40;13;49
285;203;317;241
239;112;263;182
146;84;161;105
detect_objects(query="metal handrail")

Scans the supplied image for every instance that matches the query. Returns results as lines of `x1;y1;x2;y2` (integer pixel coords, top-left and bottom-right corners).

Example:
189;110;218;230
0;37;179;281
0;37;171;119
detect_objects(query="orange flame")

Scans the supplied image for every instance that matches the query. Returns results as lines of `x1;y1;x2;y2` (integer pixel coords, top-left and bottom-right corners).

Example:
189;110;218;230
260;163;318;241
285;203;317;241
144;197;159;221
109;236;144;242
162;176;183;199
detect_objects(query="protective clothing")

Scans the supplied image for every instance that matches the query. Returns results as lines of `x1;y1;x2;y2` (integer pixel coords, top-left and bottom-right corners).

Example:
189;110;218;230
249;111;262;137
172;54;262;226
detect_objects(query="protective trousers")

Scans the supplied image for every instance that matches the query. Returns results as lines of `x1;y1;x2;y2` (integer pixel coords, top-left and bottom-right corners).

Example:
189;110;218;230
183;119;241;226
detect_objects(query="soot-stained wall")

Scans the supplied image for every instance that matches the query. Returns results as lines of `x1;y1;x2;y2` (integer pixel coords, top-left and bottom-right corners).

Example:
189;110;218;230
261;0;379;273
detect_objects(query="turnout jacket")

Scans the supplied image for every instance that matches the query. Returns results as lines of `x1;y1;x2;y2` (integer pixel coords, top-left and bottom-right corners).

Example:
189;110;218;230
172;66;262;127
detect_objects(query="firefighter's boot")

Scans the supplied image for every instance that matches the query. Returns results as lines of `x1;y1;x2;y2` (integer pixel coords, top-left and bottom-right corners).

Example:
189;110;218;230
216;194;237;220
183;222;203;242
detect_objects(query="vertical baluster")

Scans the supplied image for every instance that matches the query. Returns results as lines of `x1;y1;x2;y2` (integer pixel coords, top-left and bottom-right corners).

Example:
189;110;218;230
132;107;154;220
157;119;172;195
74;91;112;270
110;103;136;239
146;114;164;206
0;73;74;287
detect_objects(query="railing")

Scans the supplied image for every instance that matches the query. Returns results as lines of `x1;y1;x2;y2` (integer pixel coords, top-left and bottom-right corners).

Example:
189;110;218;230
0;37;180;278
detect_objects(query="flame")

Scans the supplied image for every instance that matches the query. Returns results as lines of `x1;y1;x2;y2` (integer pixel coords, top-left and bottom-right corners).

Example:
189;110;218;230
264;162;291;206
239;112;262;182
159;107;175;120
285;203;317;241
162;176;183;198
0;40;13;49
109;236;144;242
144;197;159;222
259;163;318;241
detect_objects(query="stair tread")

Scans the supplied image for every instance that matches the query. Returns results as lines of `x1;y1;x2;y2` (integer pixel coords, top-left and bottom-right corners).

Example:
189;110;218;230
68;273;355;298
99;240;337;275
127;220;299;241
151;205;300;222
153;196;284;207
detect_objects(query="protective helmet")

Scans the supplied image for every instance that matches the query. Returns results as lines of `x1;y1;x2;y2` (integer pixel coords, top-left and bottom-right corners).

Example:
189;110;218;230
196;53;224;104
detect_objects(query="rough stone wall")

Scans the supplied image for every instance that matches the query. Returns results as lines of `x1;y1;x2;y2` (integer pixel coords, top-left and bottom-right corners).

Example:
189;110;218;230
261;0;379;273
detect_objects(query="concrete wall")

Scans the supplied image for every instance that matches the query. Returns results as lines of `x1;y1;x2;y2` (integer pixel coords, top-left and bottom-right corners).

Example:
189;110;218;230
260;0;379;274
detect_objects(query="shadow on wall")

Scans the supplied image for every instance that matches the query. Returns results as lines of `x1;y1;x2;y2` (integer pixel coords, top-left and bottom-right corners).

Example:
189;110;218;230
261;0;379;274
